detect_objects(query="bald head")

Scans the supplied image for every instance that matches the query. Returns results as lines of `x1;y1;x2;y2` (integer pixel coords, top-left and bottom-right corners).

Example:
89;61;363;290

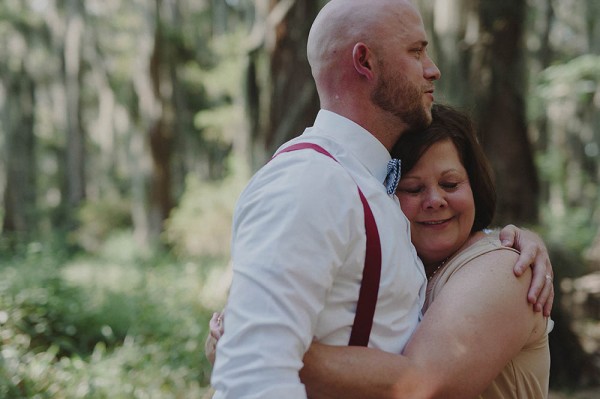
307;0;425;110
307;0;418;79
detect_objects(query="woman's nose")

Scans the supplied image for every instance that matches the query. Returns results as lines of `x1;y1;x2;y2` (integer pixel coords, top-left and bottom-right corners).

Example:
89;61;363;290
423;188;447;209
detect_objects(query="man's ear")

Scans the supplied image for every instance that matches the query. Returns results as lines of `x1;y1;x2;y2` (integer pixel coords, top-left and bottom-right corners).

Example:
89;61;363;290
352;43;375;80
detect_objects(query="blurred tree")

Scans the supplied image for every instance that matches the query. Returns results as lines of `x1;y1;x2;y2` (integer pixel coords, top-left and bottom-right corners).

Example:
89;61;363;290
2;66;36;237
0;0;231;248
525;0;600;387
64;0;86;214
529;0;600;257
146;0;176;243
0;3;38;239
472;0;539;226
143;0;229;244
245;0;321;167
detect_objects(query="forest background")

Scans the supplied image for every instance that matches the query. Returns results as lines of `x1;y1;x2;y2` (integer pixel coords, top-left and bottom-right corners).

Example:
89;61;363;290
0;0;599;398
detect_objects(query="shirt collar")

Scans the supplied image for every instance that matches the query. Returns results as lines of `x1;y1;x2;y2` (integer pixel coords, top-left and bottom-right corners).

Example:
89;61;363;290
311;110;391;183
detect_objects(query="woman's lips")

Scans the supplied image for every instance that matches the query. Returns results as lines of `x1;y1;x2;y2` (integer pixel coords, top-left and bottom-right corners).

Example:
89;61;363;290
417;217;452;227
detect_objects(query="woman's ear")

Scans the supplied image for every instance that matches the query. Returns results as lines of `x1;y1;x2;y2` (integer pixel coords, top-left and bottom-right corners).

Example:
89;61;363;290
352;43;375;80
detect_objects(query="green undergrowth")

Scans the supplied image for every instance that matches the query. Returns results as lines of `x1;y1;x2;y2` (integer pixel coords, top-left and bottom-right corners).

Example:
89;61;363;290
0;234;227;398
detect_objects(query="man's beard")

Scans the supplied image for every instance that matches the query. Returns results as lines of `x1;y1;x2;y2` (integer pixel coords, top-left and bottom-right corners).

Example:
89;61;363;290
371;69;432;132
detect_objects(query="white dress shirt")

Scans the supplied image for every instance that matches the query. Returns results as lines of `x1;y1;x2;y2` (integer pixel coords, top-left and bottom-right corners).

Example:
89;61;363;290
211;110;426;399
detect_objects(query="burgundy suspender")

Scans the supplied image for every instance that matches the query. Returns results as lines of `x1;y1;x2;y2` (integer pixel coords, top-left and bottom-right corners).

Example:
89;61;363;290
348;187;382;347
275;143;382;347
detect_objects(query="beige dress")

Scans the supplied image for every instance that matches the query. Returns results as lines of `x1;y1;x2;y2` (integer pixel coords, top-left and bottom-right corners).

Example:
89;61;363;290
423;235;552;399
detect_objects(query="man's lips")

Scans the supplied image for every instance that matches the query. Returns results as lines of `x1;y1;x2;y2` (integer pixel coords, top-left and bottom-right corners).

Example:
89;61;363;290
424;88;435;101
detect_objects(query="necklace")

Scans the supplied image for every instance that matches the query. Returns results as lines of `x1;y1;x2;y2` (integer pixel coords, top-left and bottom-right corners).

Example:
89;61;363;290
427;257;450;281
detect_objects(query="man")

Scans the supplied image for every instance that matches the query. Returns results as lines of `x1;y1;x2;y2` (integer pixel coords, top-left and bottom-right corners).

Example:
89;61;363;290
210;1;553;398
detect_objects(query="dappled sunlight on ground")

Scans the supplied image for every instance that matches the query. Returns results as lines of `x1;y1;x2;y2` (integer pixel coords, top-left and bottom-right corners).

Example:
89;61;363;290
62;260;144;292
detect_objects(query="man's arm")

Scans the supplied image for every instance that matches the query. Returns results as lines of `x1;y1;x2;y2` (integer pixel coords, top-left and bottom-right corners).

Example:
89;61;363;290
499;225;554;316
301;344;421;399
301;251;542;399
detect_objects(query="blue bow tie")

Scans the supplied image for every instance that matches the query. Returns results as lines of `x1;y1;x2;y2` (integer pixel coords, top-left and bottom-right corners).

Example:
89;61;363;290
385;158;401;195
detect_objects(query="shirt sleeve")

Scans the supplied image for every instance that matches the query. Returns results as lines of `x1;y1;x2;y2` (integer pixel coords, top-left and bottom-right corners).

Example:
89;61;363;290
210;152;361;398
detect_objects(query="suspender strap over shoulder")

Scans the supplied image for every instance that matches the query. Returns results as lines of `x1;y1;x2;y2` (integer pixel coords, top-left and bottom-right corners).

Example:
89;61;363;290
274;142;382;347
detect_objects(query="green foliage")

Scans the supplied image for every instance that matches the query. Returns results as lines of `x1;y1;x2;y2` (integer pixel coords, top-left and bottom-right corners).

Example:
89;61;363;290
0;235;224;397
541;206;597;263
191;29;248;180
536;146;598;271
4;271;121;358
169;31;252;255
72;197;132;252
532;54;600;264
164;167;246;258
537;55;600;101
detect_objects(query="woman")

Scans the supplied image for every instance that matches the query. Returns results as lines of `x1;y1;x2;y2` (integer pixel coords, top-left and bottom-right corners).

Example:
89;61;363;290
207;104;552;398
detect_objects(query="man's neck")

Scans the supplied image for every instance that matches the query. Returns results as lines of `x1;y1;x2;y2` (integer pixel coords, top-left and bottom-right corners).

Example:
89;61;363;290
321;105;408;152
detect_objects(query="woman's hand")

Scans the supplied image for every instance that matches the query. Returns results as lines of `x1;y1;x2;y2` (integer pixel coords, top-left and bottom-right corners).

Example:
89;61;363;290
499;225;554;317
205;311;224;366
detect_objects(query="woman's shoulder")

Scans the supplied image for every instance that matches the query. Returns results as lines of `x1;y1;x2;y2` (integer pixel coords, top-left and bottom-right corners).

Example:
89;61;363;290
425;232;521;312
446;231;520;273
448;234;547;343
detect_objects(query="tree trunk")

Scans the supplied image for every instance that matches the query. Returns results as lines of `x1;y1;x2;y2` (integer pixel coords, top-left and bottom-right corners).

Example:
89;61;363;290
1;67;36;238
247;0;320;168
64;0;86;212
147;0;175;242
470;0;539;226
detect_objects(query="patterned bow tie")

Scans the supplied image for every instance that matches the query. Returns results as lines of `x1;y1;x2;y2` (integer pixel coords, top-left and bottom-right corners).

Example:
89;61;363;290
385;158;401;195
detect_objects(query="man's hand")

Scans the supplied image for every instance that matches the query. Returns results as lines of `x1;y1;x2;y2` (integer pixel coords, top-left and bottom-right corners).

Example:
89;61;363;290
499;225;554;317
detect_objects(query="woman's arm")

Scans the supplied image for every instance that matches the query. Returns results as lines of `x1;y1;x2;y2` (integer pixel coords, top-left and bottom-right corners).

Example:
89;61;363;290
301;250;543;399
205;312;224;365
400;249;543;397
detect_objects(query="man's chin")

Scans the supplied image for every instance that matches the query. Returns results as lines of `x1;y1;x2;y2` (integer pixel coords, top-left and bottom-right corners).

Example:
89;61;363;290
408;109;432;132
419;104;434;127
424;110;433;126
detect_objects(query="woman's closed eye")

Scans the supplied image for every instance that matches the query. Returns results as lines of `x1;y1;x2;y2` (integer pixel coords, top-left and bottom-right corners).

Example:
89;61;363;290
397;185;422;194
397;181;461;195
440;182;460;191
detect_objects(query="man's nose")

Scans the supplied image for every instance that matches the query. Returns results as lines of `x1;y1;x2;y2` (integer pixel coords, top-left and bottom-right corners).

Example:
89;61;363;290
424;55;441;81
